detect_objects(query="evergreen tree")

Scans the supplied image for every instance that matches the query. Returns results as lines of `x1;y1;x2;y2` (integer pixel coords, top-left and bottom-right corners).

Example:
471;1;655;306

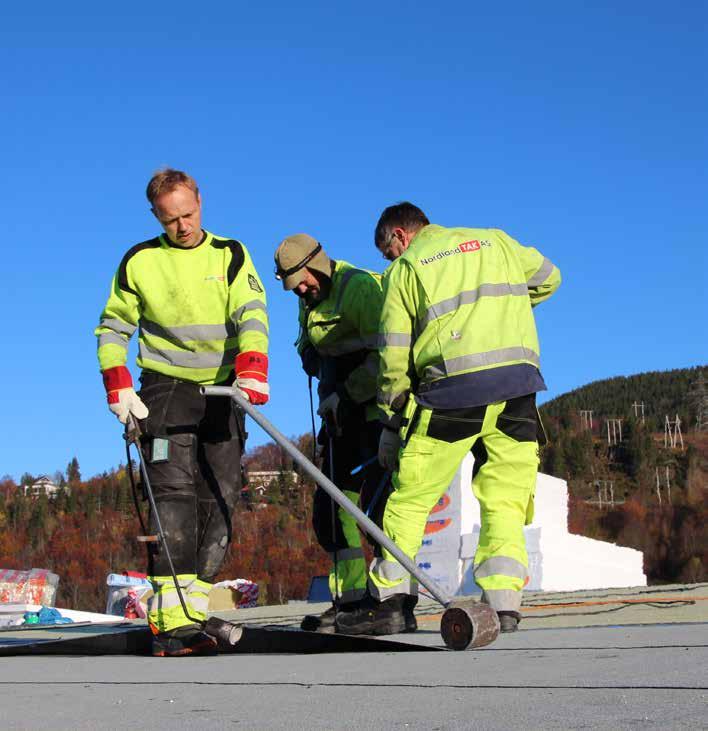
66;457;81;485
564;430;594;478
621;418;655;480
19;472;35;490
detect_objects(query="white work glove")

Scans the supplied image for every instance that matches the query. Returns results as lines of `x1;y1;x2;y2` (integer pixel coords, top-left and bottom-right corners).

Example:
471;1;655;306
378;427;402;471
235;378;270;405
102;366;149;425
317;392;340;423
109;388;149;425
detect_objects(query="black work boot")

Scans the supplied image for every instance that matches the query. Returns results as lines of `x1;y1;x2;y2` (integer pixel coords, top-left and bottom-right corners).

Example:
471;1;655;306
403;594;418;633
300;604;337;633
498;611;521;633
335;595;406;636
301;601;362;633
152;625;218;657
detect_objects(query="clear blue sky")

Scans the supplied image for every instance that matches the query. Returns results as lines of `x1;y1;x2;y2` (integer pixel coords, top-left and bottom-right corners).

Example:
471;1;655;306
1;2;706;481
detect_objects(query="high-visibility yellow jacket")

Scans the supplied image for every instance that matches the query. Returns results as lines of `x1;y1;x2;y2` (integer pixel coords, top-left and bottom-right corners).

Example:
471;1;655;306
377;225;560;425
296;260;382;419
95;231;268;384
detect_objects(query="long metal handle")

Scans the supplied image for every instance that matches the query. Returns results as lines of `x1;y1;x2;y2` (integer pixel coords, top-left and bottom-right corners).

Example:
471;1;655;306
201;385;452;607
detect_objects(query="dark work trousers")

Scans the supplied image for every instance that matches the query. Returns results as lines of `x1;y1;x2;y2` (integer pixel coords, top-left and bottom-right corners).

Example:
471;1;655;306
312;407;389;556
138;371;245;583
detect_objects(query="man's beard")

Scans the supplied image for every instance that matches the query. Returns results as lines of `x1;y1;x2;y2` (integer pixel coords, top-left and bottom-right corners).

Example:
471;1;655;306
304;289;324;306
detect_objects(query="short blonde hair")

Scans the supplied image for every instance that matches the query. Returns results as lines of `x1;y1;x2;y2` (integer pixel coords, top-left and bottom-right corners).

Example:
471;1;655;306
146;168;199;204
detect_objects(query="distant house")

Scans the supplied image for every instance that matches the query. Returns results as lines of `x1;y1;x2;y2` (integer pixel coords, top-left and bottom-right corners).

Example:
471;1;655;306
240;470;299;509
246;470;299;492
22;476;68;499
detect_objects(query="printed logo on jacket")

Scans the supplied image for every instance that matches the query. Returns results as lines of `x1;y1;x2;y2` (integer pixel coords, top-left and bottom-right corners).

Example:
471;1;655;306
419;239;491;266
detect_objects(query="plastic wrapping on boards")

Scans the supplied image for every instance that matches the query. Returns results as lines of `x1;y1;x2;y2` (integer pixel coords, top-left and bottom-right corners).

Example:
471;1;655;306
211;579;259;609
105;572;152;617
0;568;59;606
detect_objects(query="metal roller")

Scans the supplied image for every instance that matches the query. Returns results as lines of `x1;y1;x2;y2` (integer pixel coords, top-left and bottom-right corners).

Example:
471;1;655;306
440;601;500;650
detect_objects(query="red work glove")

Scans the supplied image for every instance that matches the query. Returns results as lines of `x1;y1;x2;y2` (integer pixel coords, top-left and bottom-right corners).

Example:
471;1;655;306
234;352;269;405
102;366;149;424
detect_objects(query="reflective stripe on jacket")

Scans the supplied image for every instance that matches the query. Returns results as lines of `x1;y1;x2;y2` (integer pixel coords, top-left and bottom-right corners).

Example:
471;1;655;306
377;225;560;424
95;231;268;384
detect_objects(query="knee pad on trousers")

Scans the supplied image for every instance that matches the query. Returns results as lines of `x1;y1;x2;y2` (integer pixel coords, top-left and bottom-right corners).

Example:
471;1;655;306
196;498;233;582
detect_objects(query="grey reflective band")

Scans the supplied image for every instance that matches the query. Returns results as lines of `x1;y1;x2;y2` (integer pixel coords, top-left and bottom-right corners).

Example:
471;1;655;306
231;300;268;323
372;557;408;582
422;283;529;326
334;268;368;313
141;318;237;344
149;590;209;613
99;317;137;337
368;558;419;600
98;332;129;349
479;588;522;612
423;346;540;380
527;257;555;287
474;556;528;580
330;547;365;562
381;332;413;347
139;341;238;370
238;319;269;335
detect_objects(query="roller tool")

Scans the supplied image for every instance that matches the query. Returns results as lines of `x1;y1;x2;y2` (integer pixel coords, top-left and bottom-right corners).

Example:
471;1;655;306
202;386;500;650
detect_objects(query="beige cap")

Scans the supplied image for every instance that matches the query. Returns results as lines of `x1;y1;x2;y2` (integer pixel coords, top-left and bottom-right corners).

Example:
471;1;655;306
274;233;331;290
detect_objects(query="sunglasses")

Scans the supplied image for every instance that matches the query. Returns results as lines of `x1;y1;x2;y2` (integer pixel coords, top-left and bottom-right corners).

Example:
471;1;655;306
274;243;322;280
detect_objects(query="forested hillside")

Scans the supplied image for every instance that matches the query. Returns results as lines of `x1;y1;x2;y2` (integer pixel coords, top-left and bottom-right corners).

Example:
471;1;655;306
539;366;707;583
0;442;329;612
541;366;706;432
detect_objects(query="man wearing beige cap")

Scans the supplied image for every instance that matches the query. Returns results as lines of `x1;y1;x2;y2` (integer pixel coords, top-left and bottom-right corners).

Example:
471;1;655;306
274;234;416;634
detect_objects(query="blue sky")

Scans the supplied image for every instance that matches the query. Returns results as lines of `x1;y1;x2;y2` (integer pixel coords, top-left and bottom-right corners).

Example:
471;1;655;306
1;2;706;481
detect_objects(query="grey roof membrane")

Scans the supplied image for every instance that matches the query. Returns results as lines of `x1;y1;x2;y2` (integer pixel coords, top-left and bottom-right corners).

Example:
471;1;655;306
0;583;706;730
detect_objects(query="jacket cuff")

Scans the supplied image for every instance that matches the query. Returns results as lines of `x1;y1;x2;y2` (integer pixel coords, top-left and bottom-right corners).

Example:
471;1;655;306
102;365;133;393
235;351;268;382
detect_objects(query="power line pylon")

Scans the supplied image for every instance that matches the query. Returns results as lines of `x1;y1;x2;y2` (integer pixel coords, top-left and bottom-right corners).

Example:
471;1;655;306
663;414;684;450
632;401;646;424
580;410;594;431
606;418;623;446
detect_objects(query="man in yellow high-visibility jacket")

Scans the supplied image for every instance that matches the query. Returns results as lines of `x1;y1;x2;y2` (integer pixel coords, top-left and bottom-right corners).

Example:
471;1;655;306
274;234;416;634
95;168;269;656
337;202;561;636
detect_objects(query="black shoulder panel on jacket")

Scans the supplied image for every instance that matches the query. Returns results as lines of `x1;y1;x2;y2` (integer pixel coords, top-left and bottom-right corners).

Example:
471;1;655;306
118;237;162;295
211;238;245;286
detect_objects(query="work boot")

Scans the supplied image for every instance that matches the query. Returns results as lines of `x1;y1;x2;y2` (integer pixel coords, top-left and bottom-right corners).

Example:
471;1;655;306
300;604;337;633
498;611;520;633
301;601;362;633
152;625;218;657
335;594;406;636
403;594;418;633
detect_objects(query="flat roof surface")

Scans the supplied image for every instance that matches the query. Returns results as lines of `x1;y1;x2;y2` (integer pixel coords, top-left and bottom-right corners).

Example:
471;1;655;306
1;583;706;730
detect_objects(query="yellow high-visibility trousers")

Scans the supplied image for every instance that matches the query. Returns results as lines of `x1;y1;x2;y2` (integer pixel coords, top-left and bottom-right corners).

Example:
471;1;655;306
369;395;539;613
